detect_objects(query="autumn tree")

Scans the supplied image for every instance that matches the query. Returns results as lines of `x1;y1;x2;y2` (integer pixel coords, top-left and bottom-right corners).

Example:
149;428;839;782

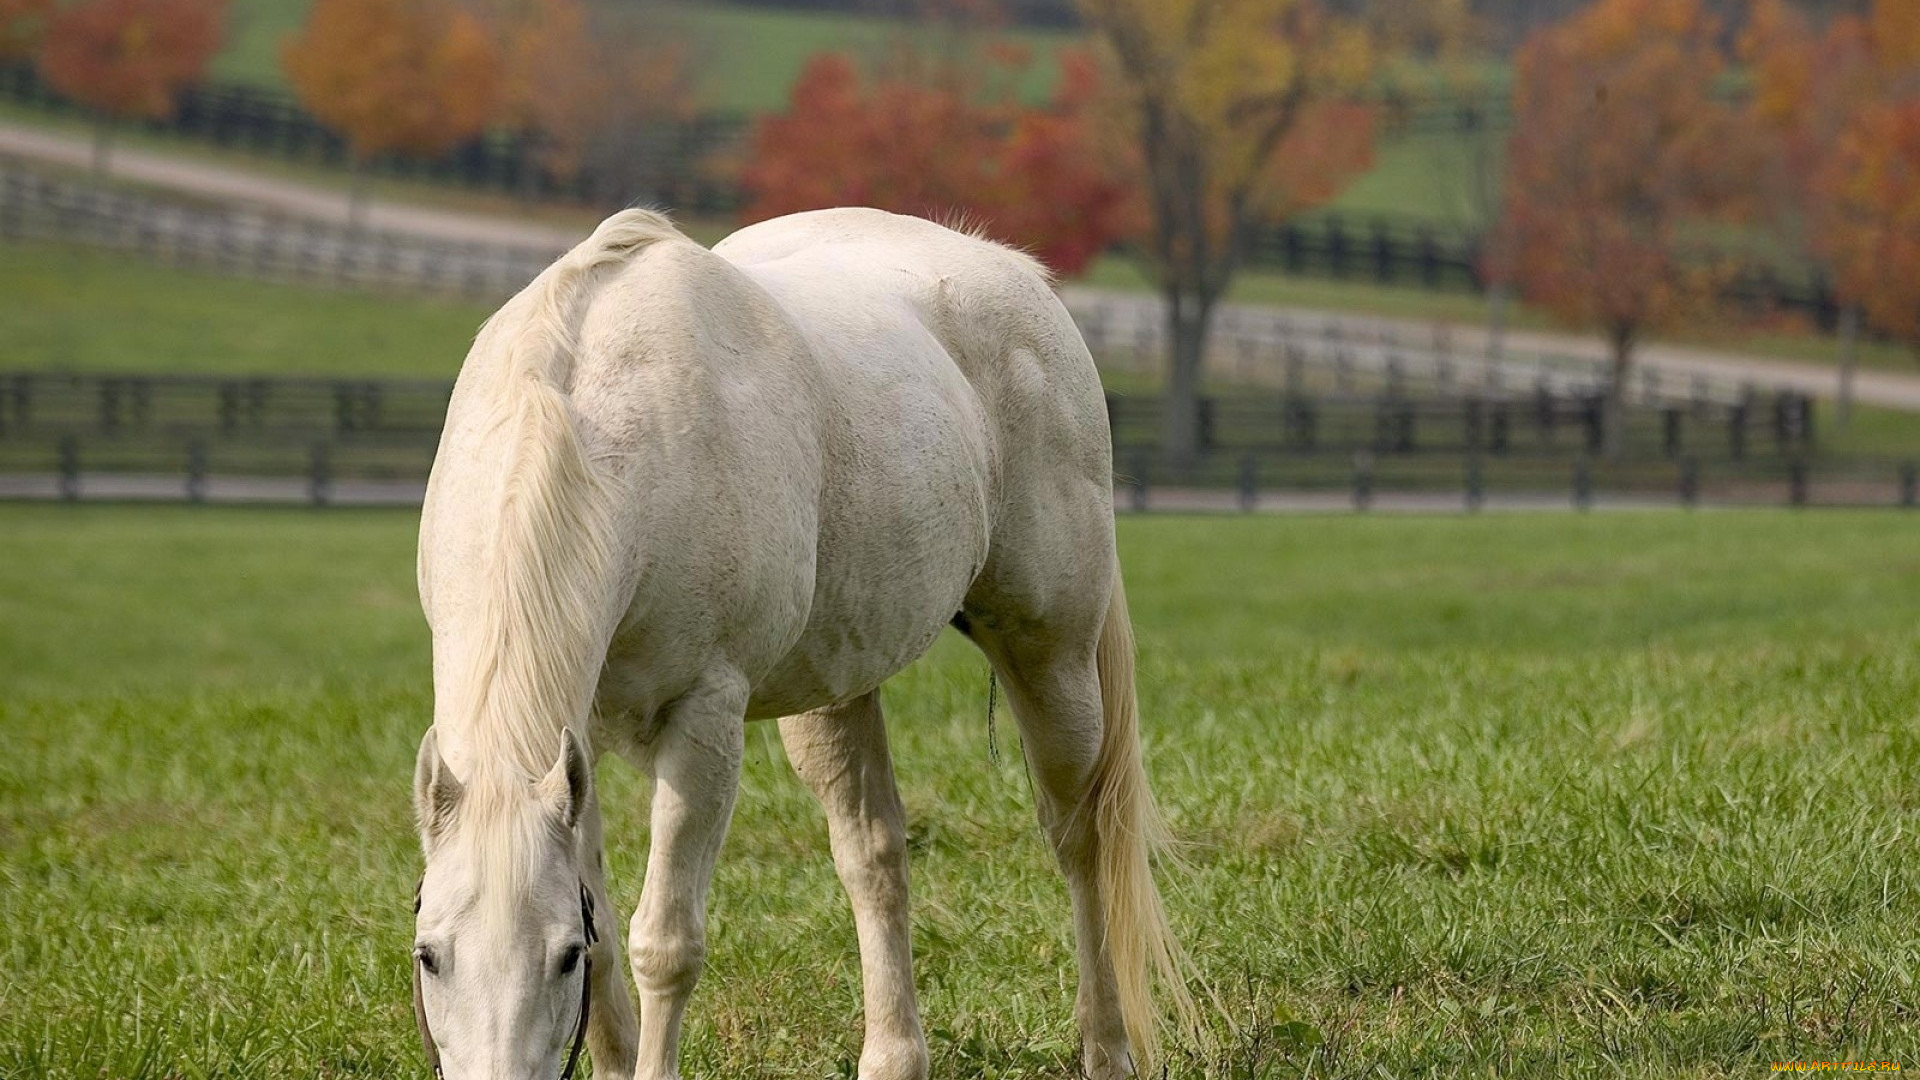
1499;0;1758;457
37;0;226;175
1075;0;1375;465
487;0;695;196
1744;0;1920;408
282;0;501;225
742;44;1138;277
0;0;55;59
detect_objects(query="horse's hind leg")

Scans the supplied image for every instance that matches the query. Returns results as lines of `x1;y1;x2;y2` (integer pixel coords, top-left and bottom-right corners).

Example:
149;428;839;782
966;621;1135;1079
779;692;929;1080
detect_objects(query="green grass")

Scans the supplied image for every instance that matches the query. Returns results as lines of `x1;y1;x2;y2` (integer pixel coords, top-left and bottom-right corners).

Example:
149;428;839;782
3;505;1919;1077
0;239;491;378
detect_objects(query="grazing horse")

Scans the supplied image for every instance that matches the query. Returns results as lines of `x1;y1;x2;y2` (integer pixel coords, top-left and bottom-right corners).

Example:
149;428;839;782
411;207;1191;1080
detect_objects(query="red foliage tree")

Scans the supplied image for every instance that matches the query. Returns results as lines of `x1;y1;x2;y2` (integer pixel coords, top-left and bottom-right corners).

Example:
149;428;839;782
37;0;226;173
1499;0;1758;455
741;45;1137;278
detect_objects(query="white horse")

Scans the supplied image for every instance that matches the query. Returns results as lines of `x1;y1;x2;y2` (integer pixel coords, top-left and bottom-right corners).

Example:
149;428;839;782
411;207;1192;1080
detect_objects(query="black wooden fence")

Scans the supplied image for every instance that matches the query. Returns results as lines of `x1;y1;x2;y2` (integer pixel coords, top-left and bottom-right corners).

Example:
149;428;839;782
1;370;1881;512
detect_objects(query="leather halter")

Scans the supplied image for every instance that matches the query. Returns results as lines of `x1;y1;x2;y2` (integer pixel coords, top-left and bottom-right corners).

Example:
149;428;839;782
412;879;599;1080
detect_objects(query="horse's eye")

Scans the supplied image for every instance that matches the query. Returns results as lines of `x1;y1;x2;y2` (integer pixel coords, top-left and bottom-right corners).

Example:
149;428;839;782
558;944;585;976
414;945;440;976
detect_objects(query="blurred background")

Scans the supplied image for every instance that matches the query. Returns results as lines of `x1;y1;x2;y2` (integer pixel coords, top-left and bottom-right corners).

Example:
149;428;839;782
0;0;1914;507
5;5;1920;1076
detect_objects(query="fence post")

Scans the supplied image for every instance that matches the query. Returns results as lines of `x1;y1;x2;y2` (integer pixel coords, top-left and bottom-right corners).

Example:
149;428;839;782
58;435;79;501
309;442;331;506
1286;396;1317;451
1128;450;1149;514
1662;409;1682;458
98;378;120;435
1788;458;1808;507
1465;455;1484;513
1572;456;1593;511
186;440;207;503
1351;452;1373;512
1679;456;1699;508
1197;396;1216;455
1901;462;1917;508
1237;454;1258;512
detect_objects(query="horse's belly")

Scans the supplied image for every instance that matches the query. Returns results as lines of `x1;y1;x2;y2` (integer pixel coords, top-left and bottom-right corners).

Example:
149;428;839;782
743;388;990;719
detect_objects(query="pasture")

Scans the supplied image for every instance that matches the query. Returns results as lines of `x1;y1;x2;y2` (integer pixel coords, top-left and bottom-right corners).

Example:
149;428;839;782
2;505;1917;1077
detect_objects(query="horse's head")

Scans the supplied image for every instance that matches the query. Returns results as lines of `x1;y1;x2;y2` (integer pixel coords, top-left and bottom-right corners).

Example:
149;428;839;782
410;728;597;1080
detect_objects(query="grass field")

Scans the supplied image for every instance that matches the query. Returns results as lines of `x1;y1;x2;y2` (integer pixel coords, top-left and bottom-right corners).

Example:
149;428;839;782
0;240;492;379
2;505;1918;1077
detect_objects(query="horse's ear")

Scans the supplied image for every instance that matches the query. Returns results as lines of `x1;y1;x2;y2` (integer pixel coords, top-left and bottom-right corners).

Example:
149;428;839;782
536;728;591;829
413;728;463;847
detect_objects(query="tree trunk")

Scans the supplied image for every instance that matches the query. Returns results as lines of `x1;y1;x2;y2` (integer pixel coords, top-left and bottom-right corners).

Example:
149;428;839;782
1486;282;1510;361
91;118;114;178
1603;322;1635;461
1837;305;1860;432
346;158;370;232
1161;289;1214;470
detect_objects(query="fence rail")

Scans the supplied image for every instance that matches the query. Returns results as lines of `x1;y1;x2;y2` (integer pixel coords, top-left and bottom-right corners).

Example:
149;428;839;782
0;55;1846;320
0;167;561;299
4;163;1793;412
0;369;1861;514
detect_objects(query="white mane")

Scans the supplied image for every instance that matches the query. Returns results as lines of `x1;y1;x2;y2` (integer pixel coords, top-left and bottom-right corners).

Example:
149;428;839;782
457;210;681;783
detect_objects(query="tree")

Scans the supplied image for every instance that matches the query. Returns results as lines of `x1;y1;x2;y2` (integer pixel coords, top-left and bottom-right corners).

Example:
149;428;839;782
282;0;501;226
741;44;1139;277
0;0;55;60
1744;0;1920;400
1818;101;1920;356
36;0;226;175
1499;0;1758;457
1074;0;1375;466
487;0;695;197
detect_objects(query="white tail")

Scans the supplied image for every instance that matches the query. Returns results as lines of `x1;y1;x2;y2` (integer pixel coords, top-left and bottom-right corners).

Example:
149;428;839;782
1086;563;1198;1071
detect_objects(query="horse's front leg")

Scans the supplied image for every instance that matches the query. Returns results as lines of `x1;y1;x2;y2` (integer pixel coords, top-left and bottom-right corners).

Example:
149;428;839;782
779;692;928;1080
628;676;747;1080
580;792;641;1079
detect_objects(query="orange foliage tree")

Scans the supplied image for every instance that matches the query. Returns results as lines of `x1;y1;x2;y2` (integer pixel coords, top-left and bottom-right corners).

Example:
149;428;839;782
0;0;55;59
1076;0;1375;465
1500;0;1757;455
742;45;1138;278
282;0;501;223
1819;100;1920;353
1745;0;1920;363
36;0;226;173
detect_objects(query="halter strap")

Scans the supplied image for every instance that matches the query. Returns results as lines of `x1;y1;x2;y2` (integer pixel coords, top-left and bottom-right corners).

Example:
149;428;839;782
412;879;598;1080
